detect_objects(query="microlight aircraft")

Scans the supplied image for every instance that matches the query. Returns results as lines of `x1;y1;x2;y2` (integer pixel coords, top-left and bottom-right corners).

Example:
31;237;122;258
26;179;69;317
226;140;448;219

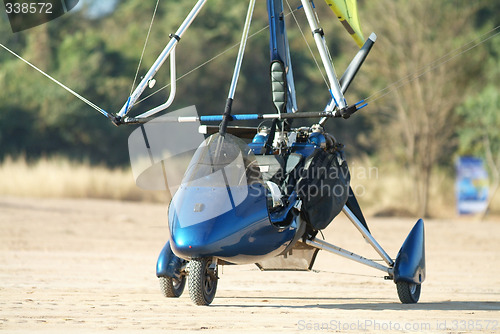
2;0;426;306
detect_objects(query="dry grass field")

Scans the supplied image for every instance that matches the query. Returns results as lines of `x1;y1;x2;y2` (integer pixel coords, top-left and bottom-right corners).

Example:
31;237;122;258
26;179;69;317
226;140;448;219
0;156;166;202
1;155;488;218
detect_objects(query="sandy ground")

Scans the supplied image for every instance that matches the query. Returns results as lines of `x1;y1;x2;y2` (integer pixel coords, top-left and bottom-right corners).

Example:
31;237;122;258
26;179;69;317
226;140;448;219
0;196;499;333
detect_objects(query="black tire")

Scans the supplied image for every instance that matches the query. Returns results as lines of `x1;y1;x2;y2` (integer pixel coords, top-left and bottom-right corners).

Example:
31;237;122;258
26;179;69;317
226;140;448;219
396;281;421;304
159;276;186;298
188;258;218;306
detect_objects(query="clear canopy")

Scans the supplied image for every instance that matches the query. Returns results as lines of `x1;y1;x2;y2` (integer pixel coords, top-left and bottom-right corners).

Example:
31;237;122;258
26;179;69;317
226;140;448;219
182;133;262;189
128;106;262;203
171;133;264;227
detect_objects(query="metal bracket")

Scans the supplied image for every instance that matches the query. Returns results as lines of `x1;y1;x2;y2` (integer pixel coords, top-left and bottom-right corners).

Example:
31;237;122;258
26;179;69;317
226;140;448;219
117;0;207;119
342;205;394;267
305;238;391;274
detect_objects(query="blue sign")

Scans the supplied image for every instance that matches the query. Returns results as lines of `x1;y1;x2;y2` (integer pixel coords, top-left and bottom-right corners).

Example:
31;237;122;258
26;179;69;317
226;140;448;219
455;156;489;215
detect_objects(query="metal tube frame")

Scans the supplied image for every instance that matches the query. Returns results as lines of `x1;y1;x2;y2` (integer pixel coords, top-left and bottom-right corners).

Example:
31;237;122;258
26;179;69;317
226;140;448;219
342;205;394;266
339;33;377;94
117;0;208;119
219;0;256;137
136;47;177;119
319;32;377;126
305;204;395;275
299;0;346;111
228;0;256;100
305;238;391;274
116;0;354;122
121;109;341;125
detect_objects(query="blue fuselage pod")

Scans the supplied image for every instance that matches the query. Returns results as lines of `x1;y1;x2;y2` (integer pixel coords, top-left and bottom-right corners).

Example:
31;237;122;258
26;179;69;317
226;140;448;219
394;219;426;284
168;183;297;264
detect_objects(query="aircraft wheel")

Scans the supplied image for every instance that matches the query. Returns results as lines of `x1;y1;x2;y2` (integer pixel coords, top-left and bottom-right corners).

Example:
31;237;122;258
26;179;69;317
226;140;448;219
188;258;218;306
159;276;186;298
396;281;421;304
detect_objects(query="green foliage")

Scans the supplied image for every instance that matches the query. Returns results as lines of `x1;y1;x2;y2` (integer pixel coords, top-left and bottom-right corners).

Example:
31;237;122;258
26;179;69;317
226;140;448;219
0;0;499;170
0;7;134;165
458;87;500;155
457;4;500;166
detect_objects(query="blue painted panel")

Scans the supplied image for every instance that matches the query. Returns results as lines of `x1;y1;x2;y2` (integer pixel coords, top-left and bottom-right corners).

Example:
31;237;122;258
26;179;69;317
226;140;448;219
394;219;426;284
156;240;184;278
291;142;317;158
169;183;297;264
267;0;298;112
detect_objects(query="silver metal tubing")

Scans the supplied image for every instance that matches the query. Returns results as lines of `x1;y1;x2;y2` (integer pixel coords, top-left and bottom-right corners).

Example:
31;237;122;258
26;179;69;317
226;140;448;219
300;0;346;111
136;47;177;119
305;238;390;274
117;0;208;118
319;32;377;126
342;205;394;266
227;0;256;100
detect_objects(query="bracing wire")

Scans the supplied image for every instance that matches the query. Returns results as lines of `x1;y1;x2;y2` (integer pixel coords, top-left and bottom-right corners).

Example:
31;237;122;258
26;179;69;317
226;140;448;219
0;43;110;118
285;0;331;92
312;0;340;81
135;6;302;106
136;24;269;105
138;4;500;111
130;0;161;96
364;25;500;104
1;6;498;118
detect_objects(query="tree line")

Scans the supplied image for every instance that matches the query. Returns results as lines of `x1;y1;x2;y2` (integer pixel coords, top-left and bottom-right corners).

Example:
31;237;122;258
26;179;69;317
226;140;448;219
0;0;498;216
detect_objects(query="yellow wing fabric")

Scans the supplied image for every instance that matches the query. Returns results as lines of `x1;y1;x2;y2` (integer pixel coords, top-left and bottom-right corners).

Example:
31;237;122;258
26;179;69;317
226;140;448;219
324;0;365;48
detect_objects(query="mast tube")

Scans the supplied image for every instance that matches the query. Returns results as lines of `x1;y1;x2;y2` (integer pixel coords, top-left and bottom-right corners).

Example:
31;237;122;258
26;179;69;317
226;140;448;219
300;0;347;111
320;32;376;126
227;0;256;100
220;0;256;136
267;0;298;113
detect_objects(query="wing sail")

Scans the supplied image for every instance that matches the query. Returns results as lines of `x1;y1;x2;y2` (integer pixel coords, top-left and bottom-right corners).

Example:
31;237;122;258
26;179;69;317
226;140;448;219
324;0;365;48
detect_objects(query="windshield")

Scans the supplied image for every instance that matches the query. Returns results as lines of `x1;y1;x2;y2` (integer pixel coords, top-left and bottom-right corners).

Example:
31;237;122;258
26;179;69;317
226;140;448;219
171;134;264;227
182;133;263;188
128;106;205;198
